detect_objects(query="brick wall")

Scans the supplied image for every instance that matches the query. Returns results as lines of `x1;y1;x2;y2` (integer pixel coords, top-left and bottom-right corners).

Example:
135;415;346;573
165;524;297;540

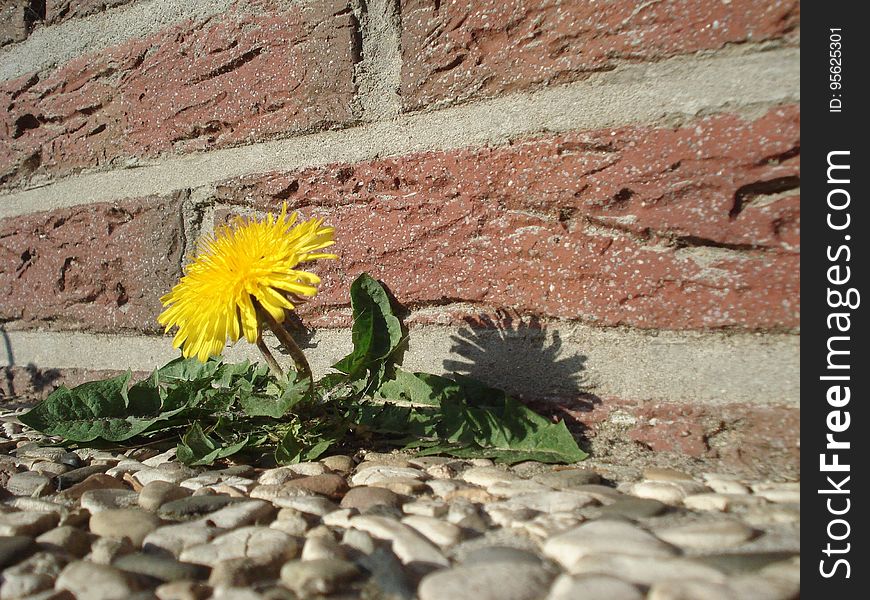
0;0;800;472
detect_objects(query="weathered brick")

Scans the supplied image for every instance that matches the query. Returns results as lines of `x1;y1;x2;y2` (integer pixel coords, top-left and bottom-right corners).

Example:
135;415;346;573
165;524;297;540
400;0;800;109
1;0;357;186
0;0;41;47
1;366;142;402
534;397;800;478
0;195;183;332
45;0;135;25
214;106;800;330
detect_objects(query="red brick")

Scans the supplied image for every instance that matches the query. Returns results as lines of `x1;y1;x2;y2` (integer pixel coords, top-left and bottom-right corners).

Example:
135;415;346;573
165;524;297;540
1;366;144;402
400;0;800;109
0;0;357;186
45;0;135;25
533;397;799;478
0;195;183;332
214;106;800;331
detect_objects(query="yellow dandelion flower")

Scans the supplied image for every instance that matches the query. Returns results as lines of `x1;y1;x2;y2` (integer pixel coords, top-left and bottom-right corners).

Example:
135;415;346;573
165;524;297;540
158;205;337;363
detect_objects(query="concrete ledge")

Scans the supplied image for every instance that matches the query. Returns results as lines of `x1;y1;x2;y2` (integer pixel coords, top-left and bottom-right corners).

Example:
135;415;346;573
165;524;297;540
0;48;800;220
1;324;799;405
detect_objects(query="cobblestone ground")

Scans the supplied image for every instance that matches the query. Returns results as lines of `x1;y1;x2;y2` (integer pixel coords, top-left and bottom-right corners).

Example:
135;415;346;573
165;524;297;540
0;410;799;600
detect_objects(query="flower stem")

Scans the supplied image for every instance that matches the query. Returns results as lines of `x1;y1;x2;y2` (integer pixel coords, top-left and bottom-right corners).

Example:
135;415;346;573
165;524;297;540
255;329;284;379
254;302;315;397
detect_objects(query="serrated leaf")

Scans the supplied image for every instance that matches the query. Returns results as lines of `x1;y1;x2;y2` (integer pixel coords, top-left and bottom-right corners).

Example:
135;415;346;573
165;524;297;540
374;369;587;464
274;426;304;464
238;378;309;418
332;274;402;381
157;357;224;381
302;438;335;462
160;378;212;413
441;394;587;464
177;422;248;466
18;372;167;443
212;360;254;388
374;369;452;406
355;403;435;440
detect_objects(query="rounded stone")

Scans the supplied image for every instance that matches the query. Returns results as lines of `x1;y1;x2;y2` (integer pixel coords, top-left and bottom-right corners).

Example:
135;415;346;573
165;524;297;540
179;526;300;567
5;471;52;496
157;495;243;520
643;468;695;481
594;496;669;519
56;465;111;489
257;467;298;486
0;535;36;568
36;525;94;557
0;572;54;598
279;558;362;595
419;562;553;600
87;536;136;565
81;488;141;513
648;579;735;600
548;574;643;600
113;552;211;582
155;580;212;600
462;546;543;566
286;461;331;477
0;511;60;537
282;474;349;499
543;520;677;571
57;474;128;500
350;515;448;567
569;555;727;585
401;515;462;548
302;535;346;561
89;508;162;547
654;520;756;550
0;551;66;598
321;455;355;474
459;466;520;487
31;461;71;477
141;522;224;558
341;486;402;511
209;556;278;588
498;491;598;513
138;481;193;512
630;481;690;505
56;561;139;599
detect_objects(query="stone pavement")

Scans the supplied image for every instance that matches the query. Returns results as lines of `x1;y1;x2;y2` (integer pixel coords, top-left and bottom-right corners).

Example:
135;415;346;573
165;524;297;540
0;411;799;599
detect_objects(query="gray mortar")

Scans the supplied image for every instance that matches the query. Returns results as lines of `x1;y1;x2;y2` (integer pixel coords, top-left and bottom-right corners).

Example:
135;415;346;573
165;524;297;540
351;0;403;121
0;0;238;81
1;325;799;406
0;48;800;219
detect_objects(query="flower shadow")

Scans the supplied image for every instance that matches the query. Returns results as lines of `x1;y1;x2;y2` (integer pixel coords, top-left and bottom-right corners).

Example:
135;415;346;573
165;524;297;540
1;327;62;402
441;312;601;444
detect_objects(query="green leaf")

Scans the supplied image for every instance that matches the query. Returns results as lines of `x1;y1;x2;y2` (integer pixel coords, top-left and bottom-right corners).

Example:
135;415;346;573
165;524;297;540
126;373;163;415
161;378;212;413
441;394;587;464
274;426;305;464
156;357;224;381
332;274;402;381
18;372;166;443
373;369;587;464
238;378;309;418
302;437;336;462
177;422;248;466
274;421;343;465
212;360;254;388
375;369;451;406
